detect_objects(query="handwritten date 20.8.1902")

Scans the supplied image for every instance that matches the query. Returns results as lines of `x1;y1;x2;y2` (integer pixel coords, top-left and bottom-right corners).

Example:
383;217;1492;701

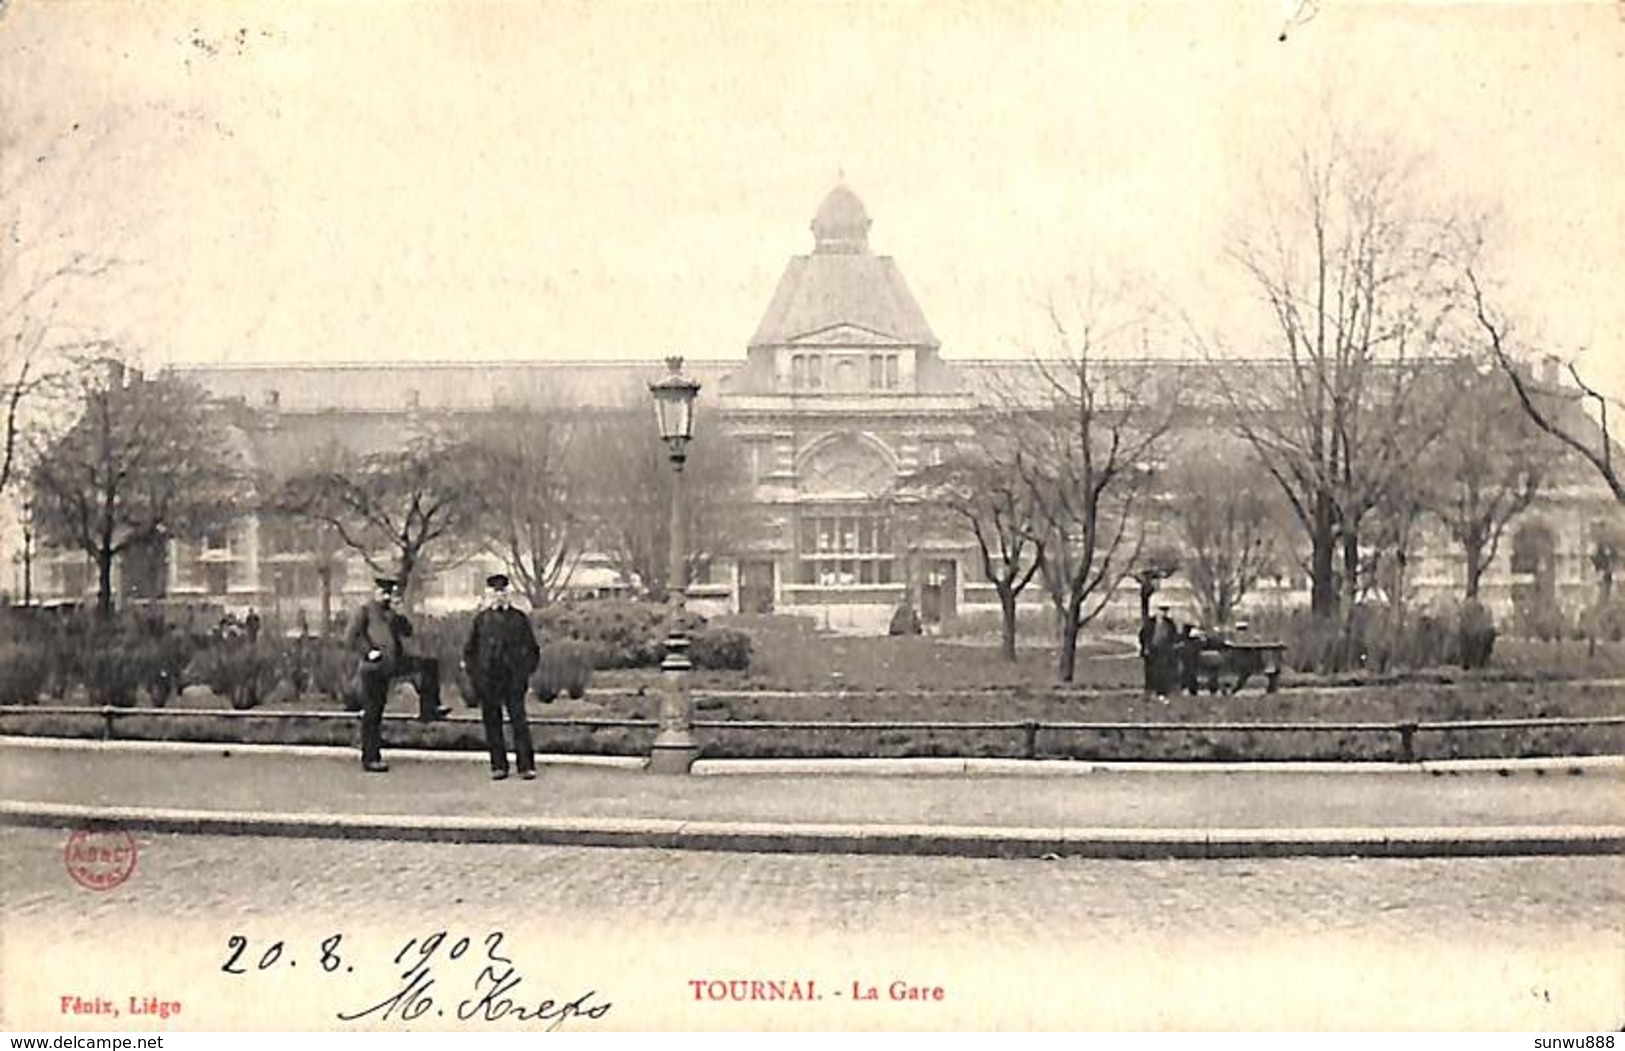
219;930;613;1030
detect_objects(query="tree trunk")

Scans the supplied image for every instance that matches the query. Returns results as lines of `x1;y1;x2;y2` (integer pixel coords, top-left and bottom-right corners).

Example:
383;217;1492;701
397;550;418;612
1340;523;1361;614
1056;600;1082;683
998;585;1018;663
96;548;115;619
1310;493;1337;617
319;566;333;635
1463;540;1484;601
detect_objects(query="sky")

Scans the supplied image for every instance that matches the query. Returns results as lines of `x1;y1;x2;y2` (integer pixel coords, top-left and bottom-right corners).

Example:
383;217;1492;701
2;0;1622;401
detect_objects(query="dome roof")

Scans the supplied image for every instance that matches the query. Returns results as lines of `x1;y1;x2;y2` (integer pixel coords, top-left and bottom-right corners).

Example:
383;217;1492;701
811;184;871;254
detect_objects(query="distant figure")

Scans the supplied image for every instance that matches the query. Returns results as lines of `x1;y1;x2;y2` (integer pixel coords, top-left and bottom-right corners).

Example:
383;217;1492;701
1228;621;1256;694
216;611;243;642
344;576;449;774
1176;623;1202;696
1147;604;1179;698
1138;612;1158;695
463;574;542;781
244;608;262;644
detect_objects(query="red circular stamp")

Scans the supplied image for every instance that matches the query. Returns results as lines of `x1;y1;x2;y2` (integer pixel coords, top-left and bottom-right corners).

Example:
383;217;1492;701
63;825;138;891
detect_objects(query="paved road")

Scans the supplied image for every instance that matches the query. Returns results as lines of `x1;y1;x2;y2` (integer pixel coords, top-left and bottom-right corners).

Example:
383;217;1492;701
3;827;1620;1031
6;742;1621;830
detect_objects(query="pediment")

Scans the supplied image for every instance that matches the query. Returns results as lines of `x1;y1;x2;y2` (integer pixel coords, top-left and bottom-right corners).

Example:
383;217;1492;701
785;323;910;348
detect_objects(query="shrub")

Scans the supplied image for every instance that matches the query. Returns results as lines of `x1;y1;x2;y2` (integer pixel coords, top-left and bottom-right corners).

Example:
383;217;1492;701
0;643;50;704
1575;600;1625;644
1511;585;1570;642
532;640;597;702
412;612;476;701
83;641;161;707
185;641;279;710
306;639;361;707
1458;600;1497;668
888;603;922;637
690;626;752;670
1253;601;1496;674
533;600;704;669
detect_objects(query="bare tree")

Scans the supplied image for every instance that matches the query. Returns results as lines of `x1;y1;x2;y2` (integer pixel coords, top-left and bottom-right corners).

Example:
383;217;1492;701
1467;268;1624;504
1166;444;1287;627
462;409;585;608
275;434;481;604
1416;358;1546;601
0;103;198;498
1;117;116;498
29;359;247;617
1009;295;1177;683
1217;135;1461;619
897;435;1045;662
581;408;756;601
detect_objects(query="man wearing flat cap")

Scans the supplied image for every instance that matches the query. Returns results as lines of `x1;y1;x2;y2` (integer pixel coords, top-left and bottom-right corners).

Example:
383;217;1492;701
463;573;541;780
345;575;450;773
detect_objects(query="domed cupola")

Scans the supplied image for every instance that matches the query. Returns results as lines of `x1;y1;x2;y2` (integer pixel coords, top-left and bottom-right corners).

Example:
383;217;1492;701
811;184;871;254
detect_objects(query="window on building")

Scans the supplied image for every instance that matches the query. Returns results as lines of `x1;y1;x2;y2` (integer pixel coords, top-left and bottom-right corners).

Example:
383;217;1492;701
171;542;199;589
805;354;823;390
797;512;894;586
204;563;229;596
202;526;231;554
868;353;899;390
746;439;773;482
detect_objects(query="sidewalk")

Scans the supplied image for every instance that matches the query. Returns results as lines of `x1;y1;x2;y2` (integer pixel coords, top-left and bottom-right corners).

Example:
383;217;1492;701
3;738;1622;858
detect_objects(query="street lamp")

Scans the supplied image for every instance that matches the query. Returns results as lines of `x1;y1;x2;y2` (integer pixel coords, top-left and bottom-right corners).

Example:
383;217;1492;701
647;355;702;774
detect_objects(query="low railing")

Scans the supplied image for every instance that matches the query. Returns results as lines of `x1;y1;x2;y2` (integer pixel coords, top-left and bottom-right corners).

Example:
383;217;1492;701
2;706;1621;763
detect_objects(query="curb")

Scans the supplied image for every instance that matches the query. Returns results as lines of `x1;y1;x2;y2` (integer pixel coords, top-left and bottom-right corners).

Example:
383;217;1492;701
4;736;1621;777
4;801;1623;859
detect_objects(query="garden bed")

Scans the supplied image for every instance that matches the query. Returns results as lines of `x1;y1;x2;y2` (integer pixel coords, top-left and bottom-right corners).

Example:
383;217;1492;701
3;679;1618;763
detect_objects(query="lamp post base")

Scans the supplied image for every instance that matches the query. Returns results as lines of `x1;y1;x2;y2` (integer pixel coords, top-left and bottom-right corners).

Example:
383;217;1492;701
647;733;701;775
648;628;697;774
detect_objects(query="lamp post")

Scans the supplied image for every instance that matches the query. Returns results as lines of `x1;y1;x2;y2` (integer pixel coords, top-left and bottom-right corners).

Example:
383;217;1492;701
648;355;702;774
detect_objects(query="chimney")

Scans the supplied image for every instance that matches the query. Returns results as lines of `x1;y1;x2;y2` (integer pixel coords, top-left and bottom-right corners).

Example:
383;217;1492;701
1539;355;1561;387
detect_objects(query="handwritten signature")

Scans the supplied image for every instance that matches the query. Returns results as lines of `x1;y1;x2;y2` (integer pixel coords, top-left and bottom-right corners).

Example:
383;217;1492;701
220;930;612;1030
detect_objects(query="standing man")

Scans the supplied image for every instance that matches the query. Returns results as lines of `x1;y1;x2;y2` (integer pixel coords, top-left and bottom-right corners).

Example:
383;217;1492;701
1137;610;1158;697
1148;603;1178;699
463;574;541;781
345;576;450;773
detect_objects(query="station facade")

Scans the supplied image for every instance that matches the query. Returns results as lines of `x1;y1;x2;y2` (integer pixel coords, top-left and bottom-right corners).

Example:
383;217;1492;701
19;187;1619;633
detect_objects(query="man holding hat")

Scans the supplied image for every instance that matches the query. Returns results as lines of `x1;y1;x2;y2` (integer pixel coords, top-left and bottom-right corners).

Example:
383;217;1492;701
463;573;541;780
345;576;450;773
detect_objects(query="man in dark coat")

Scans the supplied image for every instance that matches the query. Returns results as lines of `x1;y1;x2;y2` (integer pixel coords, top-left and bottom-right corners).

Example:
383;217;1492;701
345;576;449;773
463;574;541;781
1147;604;1179;698
1138;612;1158;696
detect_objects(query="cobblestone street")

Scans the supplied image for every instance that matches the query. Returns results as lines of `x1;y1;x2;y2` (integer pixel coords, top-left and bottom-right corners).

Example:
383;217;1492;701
3;827;1620;1031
